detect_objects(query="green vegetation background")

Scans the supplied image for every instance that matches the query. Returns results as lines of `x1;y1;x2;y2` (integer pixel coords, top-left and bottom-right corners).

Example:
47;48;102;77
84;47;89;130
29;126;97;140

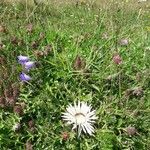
0;0;150;149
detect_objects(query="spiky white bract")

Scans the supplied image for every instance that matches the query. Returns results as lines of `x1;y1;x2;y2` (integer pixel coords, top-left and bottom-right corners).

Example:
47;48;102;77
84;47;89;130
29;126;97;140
62;101;97;136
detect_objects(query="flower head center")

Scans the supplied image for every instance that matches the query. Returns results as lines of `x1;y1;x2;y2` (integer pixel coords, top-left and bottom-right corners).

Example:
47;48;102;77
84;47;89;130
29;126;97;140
75;113;86;125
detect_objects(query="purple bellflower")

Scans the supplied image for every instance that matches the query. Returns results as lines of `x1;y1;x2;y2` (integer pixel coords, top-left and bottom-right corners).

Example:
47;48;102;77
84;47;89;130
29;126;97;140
18;55;29;65
24;61;35;70
20;72;31;81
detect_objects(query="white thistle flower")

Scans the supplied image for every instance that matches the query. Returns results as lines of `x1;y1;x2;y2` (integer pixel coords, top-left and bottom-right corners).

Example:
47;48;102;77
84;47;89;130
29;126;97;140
62;101;97;136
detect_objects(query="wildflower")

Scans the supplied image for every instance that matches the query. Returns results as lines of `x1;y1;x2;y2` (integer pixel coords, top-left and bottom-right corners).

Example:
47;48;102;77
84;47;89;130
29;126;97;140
24;61;35;70
20;72;31;81
113;54;122;65
62;101;97;136
18;55;29;65
119;39;128;46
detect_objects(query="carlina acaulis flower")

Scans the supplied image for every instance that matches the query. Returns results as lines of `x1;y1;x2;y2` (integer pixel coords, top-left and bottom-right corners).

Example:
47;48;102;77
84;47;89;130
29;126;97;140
62;101;98;137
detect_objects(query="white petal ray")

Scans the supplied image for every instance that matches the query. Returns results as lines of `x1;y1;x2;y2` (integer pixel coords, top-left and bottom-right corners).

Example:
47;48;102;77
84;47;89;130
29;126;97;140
81;124;87;134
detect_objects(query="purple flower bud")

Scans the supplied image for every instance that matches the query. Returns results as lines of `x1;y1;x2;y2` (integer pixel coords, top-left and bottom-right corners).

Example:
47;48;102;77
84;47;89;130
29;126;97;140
17;55;29;64
20;72;31;81
24;61;35;70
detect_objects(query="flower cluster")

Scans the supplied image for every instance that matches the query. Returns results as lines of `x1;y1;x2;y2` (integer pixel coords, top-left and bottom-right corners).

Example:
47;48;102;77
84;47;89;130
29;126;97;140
17;55;35;82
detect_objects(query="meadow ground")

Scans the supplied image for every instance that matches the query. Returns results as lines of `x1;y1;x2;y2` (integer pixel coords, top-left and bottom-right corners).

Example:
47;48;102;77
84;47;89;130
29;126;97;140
0;0;150;149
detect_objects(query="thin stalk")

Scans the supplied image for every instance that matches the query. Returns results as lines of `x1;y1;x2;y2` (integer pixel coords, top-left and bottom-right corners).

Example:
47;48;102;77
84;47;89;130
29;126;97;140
76;126;81;150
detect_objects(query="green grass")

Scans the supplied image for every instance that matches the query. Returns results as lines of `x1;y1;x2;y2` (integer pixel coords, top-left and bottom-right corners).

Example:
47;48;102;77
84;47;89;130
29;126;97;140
0;1;150;149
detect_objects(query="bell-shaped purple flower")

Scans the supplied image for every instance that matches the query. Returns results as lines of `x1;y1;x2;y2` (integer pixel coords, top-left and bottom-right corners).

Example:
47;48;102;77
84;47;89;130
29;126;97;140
18;55;29;64
20;72;31;81
24;61;35;70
